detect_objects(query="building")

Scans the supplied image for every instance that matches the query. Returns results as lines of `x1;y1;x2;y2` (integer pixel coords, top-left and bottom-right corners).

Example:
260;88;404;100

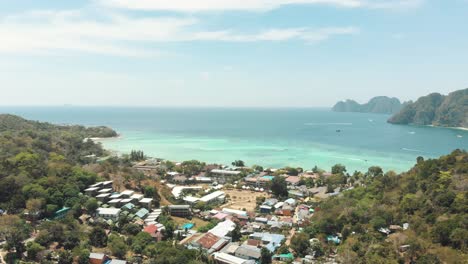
97;208;121;221
222;208;248;217
213;252;255;264
130;193;144;202
249;232;285;252
209;219;236;237
85;187;100;196
259;205;272;214
89;253;108;264
135;208;149;219
53;207;70;220
168;205;191;217
109;260;127;264
210;169;242;183
120;190;135;198
285;176;301;186
96;193;111;203
200;191;225;204
139;198;153;210
235;245;261;261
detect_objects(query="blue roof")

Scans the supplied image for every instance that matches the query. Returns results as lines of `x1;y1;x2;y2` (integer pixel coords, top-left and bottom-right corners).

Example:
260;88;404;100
122;203;135;210
262;176;274;180
135;208;149;218
251;232;285;252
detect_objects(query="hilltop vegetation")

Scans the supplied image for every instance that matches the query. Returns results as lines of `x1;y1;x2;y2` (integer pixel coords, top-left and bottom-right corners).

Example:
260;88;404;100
302;150;468;263
388;88;468;127
332;96;404;114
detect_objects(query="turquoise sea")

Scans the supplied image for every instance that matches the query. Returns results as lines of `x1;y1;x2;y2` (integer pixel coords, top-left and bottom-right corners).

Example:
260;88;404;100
1;107;466;172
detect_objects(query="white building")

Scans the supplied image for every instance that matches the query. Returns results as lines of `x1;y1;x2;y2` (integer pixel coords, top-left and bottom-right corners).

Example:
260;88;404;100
200;191;225;204
213;252;255;264
97;208;121;221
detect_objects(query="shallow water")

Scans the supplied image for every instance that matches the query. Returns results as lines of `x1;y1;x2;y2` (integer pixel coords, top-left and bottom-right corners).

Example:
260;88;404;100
2;106;466;172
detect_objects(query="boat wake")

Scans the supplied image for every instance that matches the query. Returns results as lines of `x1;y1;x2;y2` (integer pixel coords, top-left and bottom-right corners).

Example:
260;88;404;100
402;148;423;153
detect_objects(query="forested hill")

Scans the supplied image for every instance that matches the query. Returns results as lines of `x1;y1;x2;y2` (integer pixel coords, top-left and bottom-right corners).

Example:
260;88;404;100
0;114;118;212
388;88;468;127
307;150;468;263
0;114;117;137
332;96;404;114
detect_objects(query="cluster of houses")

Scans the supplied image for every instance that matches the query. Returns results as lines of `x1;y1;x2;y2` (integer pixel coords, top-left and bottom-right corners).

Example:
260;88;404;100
179;212;287;264
83;181;167;261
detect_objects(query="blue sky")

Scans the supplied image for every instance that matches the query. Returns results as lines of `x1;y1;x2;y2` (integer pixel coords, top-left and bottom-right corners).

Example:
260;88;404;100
0;0;467;107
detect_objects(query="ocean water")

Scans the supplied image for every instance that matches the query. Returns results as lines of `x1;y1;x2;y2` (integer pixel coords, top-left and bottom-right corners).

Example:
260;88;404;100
1;106;466;172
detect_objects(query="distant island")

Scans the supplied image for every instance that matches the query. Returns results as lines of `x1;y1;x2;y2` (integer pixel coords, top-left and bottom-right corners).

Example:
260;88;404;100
388;88;468;128
332;96;404;114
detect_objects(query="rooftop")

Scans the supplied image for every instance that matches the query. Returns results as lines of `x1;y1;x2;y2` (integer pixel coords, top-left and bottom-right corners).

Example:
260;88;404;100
97;207;121;215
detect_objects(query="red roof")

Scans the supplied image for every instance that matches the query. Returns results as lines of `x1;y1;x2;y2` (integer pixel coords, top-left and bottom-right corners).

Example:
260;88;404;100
143;224;158;235
197;233;221;249
285;176;301;184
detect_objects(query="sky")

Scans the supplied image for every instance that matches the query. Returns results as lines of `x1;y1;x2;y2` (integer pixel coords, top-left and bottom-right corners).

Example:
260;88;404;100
0;0;467;107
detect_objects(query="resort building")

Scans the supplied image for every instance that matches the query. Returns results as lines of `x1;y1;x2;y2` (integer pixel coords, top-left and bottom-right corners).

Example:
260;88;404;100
139;198;153;210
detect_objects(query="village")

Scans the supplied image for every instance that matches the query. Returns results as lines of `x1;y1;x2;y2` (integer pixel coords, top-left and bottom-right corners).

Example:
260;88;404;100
58;156;408;264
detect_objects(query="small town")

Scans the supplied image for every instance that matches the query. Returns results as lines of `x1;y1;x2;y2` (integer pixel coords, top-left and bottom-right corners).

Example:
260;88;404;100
1;146;417;264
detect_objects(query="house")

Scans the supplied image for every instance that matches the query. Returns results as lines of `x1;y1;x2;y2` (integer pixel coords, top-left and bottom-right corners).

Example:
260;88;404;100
235;245;261;260
130;193;144;202
173;175;188;183
288;190;305;198
97;208;121;221
249;232;285;252
209;219;236;237
96;193;111;203
85;187;100;196
209;169;242;183
89;253;108;264
139;198;153;210
213;252;256;264
135;208;149;219
120;190;135;198
272;253;294;262
285;176;301;186
281;205;294;216
108;199;122;207
143;224;164;242
259;205;272;214
193;232;222;250
109;260;127;264
168;205;191;217
53;207;70;220
222;208;248;217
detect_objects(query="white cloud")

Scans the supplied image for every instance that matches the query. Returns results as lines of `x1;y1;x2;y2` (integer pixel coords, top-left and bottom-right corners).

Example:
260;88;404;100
100;0;423;11
0;10;358;56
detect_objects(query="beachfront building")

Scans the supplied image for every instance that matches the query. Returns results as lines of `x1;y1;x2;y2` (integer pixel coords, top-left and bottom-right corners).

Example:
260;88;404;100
97;208;121;221
168;205;191;217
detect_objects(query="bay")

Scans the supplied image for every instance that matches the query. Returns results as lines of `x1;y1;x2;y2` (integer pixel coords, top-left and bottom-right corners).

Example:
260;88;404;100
1;106;466;172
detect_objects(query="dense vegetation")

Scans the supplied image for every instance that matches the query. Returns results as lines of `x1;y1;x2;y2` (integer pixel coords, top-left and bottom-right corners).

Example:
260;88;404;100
0;115;198;263
298;150;467;263
332;96;404;114
388;88;468;127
